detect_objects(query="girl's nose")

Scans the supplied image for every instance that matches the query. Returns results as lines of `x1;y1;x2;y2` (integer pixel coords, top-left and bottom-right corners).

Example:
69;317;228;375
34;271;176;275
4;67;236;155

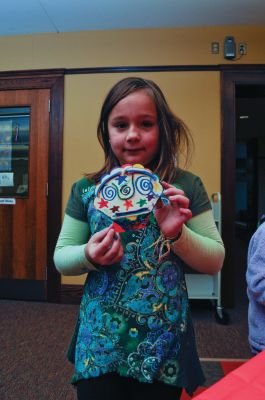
126;128;140;141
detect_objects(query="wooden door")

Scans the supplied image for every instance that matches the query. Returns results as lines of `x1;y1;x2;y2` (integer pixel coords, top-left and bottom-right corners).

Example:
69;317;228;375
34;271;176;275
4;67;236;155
0;89;50;298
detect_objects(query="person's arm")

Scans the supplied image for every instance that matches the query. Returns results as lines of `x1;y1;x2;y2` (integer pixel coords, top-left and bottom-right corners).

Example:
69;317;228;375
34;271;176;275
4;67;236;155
246;226;265;305
53;214;98;276
171;209;225;275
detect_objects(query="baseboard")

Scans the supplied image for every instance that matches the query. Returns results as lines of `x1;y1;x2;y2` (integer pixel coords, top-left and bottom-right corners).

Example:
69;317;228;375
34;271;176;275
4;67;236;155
60;284;83;304
0;278;46;301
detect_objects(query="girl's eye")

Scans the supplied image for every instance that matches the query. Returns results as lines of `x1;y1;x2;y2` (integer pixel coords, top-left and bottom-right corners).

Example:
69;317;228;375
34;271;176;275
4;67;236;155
114;122;127;129
142;120;154;128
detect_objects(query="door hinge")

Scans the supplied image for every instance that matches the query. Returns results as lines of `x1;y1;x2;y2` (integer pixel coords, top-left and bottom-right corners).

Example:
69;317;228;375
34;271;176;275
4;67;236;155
48;99;51;113
46;183;48;197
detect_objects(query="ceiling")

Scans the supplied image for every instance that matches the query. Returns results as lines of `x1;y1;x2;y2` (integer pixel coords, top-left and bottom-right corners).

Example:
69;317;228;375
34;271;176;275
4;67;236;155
1;0;265;37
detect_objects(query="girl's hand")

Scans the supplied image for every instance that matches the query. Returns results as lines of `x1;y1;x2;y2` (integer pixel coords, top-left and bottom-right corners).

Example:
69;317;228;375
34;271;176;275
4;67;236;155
84;225;124;266
154;181;192;238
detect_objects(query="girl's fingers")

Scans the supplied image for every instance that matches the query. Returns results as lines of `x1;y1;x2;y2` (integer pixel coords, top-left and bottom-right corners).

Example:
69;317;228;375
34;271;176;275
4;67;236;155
100;229;119;254
179;208;193;220
103;235;123;264
107;245;124;264
160;193;190;208
87;227;123;265
161;181;172;189
168;195;190;208
94;225;113;241
105;234;121;255
161;181;184;193
163;187;184;196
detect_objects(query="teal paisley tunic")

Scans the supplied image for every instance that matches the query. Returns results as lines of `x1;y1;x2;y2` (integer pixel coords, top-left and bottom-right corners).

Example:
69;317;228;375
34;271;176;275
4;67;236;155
66;170;211;395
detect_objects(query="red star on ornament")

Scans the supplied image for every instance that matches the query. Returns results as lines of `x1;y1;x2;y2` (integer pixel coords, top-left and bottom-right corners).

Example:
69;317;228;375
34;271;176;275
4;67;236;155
124;199;133;210
98;198;108;208
110;205;120;213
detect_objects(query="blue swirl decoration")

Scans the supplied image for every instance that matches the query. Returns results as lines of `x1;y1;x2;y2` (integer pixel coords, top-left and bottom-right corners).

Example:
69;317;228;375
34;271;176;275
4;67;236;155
102;184;117;201
135;176;153;196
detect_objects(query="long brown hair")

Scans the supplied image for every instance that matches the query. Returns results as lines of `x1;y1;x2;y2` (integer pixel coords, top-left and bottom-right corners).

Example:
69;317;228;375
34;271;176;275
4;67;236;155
87;77;193;183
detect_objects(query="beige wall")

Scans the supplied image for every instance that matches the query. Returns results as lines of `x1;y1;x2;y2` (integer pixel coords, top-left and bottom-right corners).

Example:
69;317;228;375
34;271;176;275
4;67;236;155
1;25;264;284
1;25;265;69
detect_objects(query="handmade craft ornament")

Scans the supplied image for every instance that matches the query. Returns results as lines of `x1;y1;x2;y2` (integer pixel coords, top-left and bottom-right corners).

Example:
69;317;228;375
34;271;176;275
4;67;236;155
94;164;163;221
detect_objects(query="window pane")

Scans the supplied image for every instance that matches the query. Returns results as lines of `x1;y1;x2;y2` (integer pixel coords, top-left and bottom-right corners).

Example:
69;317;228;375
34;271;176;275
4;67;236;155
0;107;30;197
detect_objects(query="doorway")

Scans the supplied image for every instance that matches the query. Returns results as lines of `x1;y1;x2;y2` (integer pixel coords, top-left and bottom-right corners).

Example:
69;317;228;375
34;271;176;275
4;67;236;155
221;68;265;308
235;85;265;306
236;85;265;238
0;71;64;302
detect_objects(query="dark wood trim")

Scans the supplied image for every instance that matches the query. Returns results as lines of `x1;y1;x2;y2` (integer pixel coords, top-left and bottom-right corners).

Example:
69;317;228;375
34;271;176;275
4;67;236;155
220;73;236;307
0;65;264;79
221;68;265;308
64;64;265;75
65;65;220;74
47;75;64;303
0;72;64;303
219;64;265;72
0;66;218;77
0;69;65;79
0;66;218;80
60;284;83;304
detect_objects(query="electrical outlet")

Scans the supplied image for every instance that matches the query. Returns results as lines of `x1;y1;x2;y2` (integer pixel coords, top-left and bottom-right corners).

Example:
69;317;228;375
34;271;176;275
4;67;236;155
239;43;247;55
211;42;220;54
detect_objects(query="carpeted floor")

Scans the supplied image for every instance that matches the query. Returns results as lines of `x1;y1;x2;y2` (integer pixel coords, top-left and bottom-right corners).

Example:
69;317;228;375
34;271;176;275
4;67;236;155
0;300;78;400
0;297;251;400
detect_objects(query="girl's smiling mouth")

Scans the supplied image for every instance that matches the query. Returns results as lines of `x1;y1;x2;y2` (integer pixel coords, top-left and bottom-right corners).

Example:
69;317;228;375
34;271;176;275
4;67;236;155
124;148;144;152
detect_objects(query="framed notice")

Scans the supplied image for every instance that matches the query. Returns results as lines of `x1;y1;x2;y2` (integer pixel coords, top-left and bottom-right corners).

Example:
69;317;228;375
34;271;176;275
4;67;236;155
0;172;14;187
0;120;12;171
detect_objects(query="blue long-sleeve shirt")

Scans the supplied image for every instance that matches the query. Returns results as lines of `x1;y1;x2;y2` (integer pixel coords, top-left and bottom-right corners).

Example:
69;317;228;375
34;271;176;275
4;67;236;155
246;223;265;353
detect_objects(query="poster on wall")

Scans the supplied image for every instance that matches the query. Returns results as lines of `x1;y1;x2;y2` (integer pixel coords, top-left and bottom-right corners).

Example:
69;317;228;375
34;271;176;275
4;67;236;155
0;120;12;171
0;172;14;187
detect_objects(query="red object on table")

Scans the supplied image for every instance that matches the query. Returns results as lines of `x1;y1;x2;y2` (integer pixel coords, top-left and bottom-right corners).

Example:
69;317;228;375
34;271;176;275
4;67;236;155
193;351;265;400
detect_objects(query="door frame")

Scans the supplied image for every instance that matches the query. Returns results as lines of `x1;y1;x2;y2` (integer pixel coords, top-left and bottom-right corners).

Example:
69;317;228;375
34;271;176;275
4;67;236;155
0;69;64;302
221;65;265;307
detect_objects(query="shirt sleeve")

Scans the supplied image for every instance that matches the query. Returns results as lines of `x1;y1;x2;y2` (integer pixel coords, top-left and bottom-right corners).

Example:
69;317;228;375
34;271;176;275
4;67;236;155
189;175;212;217
246;224;265;305
65;178;92;222
175;170;212;217
172;209;225;274
53;214;98;276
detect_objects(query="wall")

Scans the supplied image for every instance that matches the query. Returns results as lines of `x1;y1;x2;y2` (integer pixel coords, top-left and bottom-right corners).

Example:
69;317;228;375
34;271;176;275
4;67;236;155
1;25;265;284
1;25;265;69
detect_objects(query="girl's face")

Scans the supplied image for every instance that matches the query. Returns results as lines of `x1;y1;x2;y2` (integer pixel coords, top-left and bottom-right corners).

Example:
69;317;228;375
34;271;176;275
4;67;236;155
108;90;160;167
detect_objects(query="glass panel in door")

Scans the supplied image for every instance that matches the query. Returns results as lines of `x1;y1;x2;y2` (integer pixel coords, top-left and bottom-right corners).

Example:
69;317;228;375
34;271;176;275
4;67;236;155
0;107;30;197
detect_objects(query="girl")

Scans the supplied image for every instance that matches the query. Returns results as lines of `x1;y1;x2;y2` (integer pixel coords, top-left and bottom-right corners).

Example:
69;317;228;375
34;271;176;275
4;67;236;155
54;77;225;400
